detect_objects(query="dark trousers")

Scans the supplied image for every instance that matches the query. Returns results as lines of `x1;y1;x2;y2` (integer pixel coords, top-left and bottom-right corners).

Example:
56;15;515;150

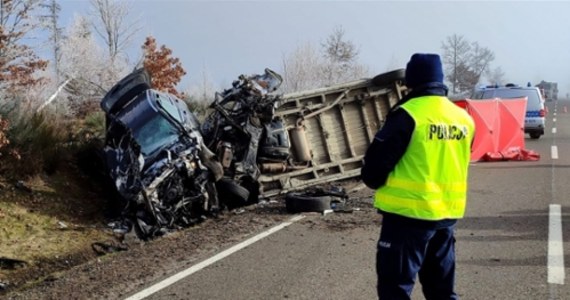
376;215;458;300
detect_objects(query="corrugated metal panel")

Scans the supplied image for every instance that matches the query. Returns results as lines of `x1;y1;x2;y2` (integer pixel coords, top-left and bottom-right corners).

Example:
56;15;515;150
259;70;406;196
321;107;351;161
304;116;327;164
344;102;368;156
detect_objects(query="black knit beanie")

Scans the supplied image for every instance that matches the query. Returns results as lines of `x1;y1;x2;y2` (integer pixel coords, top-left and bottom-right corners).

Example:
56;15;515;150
405;53;444;89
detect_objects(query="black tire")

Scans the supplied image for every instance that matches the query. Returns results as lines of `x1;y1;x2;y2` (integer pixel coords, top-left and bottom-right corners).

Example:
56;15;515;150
216;178;250;208
239;177;261;204
529;133;541;139
101;68;152;115
285;192;332;213
371;69;405;87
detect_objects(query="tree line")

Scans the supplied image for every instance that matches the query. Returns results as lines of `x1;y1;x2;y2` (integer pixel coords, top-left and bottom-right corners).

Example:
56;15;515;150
0;0;506;178
0;0;185;116
1;0;507;113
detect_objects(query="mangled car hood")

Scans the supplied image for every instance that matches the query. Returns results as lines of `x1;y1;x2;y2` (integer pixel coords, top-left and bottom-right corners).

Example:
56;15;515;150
103;88;219;238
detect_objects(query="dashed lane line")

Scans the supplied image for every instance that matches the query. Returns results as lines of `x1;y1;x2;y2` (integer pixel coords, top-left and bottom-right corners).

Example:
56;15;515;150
548;204;565;285
551;146;558;160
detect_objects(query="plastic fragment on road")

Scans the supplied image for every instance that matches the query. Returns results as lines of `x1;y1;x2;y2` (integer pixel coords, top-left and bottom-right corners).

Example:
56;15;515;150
481;147;540;162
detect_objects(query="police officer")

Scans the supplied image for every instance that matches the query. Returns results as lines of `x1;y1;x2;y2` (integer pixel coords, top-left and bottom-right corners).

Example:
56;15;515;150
361;53;475;300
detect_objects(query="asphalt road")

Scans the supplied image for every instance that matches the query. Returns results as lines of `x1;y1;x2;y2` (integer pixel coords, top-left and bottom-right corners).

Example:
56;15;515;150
125;99;570;300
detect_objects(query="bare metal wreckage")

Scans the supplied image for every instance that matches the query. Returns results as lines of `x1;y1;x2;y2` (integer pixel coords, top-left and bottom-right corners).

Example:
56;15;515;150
100;68;406;238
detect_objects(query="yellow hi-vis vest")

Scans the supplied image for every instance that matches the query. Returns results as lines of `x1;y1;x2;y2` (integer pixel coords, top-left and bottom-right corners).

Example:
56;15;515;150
374;95;475;220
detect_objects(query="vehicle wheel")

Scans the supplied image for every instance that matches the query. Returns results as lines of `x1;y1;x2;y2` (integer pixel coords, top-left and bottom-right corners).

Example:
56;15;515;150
216;178;250;209
239;177;261;204
285;192;332;213
371;69;405;87
101;68;152;115
529;133;541;139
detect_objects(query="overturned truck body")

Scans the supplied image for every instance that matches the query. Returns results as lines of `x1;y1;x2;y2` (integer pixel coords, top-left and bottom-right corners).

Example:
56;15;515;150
259;71;406;196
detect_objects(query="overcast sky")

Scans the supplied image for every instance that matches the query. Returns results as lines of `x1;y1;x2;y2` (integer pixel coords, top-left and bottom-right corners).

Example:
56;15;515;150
59;0;570;95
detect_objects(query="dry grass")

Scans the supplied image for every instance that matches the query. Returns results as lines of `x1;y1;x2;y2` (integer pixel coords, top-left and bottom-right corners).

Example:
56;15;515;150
0;169;111;288
0;101;116;292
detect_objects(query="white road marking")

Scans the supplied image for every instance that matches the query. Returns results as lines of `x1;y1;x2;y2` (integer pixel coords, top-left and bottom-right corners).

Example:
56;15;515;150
551;146;559;159
124;215;305;300
552;128;557;134
548;204;565;285
553;118;557;122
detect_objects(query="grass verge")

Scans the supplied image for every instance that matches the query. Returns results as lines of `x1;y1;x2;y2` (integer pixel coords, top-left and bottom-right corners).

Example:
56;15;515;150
0;166;112;291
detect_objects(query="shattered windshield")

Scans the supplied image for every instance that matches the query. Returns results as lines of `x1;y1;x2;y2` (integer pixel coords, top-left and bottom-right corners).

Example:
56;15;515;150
155;92;183;123
132;115;179;156
155;91;201;131
119;93;180;156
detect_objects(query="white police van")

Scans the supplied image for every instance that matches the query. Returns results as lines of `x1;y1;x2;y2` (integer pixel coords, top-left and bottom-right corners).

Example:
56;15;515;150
472;84;546;139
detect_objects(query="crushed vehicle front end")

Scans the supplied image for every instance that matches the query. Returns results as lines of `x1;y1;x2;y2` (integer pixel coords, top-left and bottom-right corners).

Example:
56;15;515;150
101;70;222;239
200;68;285;204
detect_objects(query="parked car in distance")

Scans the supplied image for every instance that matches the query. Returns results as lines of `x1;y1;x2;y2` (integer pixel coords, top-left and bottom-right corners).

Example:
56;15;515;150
472;84;545;139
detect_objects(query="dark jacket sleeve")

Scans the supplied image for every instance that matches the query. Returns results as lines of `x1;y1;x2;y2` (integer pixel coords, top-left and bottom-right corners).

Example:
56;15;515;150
361;107;415;189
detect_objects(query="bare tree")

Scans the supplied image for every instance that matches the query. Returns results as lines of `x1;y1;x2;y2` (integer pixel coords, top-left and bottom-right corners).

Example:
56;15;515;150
322;26;356;82
0;0;48;97
281;27;369;93
321;25;368;85
322;26;358;63
89;0;140;63
281;42;323;93
58;14;110;116
441;34;471;94
455;62;478;93
39;0;63;83
441;34;497;95
469;42;494;85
